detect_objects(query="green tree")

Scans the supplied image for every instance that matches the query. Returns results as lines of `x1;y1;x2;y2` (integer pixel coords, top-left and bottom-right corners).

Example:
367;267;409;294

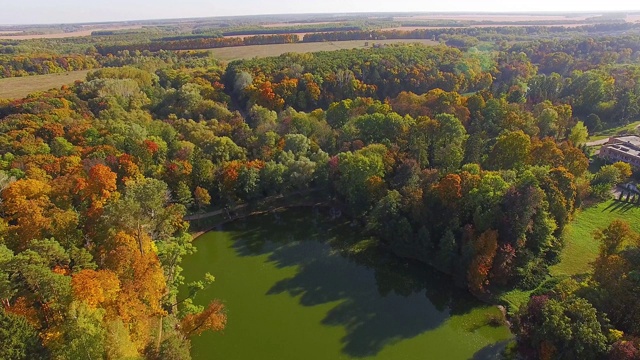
488;130;531;170
568;121;589;145
432;113;467;172
0;308;48;360
175;182;193;207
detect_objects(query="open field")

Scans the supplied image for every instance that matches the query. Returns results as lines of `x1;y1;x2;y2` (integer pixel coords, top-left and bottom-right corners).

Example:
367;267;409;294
500;198;640;313
262;22;336;28
208;39;439;61
0;70;90;99
393;14;593;22
550;199;640;277
0;25;143;40
381;23;587;31
588;120;640;142
627;15;640;22
223;32;312;40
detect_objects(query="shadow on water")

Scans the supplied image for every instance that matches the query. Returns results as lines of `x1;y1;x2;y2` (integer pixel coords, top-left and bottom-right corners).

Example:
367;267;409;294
470;340;512;360
224;210;486;358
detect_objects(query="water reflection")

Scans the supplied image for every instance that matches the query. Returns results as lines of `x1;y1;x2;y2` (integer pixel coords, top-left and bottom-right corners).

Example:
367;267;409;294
227;210;492;357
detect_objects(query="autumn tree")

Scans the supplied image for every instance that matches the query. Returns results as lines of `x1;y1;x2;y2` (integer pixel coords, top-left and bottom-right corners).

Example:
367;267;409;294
467;229;498;295
180;300;226;337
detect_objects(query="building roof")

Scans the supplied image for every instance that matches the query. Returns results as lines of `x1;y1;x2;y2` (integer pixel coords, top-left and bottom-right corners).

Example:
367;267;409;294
603;143;640;158
610;135;640;150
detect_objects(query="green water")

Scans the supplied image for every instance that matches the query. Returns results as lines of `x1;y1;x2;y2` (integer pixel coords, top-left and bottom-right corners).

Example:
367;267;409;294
181;210;512;360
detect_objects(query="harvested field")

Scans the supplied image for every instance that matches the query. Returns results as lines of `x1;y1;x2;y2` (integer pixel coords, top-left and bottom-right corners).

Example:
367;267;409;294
0;25;143;40
627;14;640;22
381;23;586;31
223;32;311;40
261;22;337;28
0;70;90;99
206;39;439;61
393;14;592;22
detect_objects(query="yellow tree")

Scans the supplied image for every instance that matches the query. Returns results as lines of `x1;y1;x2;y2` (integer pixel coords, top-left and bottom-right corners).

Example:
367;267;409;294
1;179;53;249
101;231;166;350
71;269;120;308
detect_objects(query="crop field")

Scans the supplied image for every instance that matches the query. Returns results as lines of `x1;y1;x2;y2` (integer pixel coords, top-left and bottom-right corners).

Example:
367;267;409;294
0;26;143;40
207;38;440;61
392;14;592;22
0;70;90;99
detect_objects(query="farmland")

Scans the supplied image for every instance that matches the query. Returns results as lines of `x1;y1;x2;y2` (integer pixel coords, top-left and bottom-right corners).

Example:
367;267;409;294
0;70;90;99
207;38;439;61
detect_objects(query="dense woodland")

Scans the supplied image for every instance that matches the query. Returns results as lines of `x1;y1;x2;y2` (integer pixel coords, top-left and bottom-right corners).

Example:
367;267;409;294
1;20;640;359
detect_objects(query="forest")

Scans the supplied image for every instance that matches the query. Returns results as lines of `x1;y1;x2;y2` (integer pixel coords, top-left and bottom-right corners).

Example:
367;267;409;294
1;16;640;360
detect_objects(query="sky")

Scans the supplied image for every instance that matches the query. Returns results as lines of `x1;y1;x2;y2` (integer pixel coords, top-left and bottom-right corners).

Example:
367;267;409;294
2;0;640;25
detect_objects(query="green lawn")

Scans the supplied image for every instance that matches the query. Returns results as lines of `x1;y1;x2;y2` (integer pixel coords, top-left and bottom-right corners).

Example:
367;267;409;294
499;199;640;313
498;288;535;316
207;39;439;61
588;120;640;142
0;70;90;99
550;199;640;277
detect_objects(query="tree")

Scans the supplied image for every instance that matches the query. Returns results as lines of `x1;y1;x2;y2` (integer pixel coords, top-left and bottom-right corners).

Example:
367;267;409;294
432;113;467;171
175;182;193;207
0;309;48;360
467;229;498;295
180;300;226;337
50;301;107;360
194;186;211;210
515;296;609;360
336;146;386;215
1;179;53;249
538;298;609;360
488;130;531;170
612;162;632;183
584;113;603;132
592;165;622;187
568;121;589;145
71;269;120;308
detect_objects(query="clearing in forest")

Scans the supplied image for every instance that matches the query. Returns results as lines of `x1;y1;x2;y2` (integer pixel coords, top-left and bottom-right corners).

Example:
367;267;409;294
207;39;439;61
0;70;91;99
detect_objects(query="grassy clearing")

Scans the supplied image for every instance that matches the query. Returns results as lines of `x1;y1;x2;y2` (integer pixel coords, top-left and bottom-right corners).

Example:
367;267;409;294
588;120;640;141
0;70;91;99
499;288;534;316
500;199;640;313
207;39;439;61
550;199;640;277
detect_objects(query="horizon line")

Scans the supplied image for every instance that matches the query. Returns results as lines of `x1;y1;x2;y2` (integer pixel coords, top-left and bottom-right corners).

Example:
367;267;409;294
2;9;640;27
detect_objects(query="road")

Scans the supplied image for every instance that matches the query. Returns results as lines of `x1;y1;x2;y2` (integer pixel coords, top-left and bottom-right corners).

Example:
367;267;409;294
585;138;610;147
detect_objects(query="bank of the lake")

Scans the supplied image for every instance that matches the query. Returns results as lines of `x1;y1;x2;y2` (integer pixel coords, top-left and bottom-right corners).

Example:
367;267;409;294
181;209;512;359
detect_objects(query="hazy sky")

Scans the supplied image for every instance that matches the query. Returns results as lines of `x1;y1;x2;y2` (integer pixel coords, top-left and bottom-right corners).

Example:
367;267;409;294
2;0;640;25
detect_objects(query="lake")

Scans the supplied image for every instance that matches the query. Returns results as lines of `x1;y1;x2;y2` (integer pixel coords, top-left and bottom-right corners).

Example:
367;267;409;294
181;209;512;359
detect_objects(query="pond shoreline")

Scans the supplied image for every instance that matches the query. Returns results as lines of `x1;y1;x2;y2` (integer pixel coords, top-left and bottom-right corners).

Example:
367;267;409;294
186;199;516;337
182;208;513;360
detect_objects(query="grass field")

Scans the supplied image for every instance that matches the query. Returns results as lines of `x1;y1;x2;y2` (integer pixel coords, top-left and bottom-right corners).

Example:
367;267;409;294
588;120;640;142
208;39;440;61
550;199;640;277
499;198;640;313
0;70;90;99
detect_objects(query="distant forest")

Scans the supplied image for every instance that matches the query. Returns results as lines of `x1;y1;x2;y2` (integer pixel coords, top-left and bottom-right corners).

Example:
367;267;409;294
2;14;640;360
